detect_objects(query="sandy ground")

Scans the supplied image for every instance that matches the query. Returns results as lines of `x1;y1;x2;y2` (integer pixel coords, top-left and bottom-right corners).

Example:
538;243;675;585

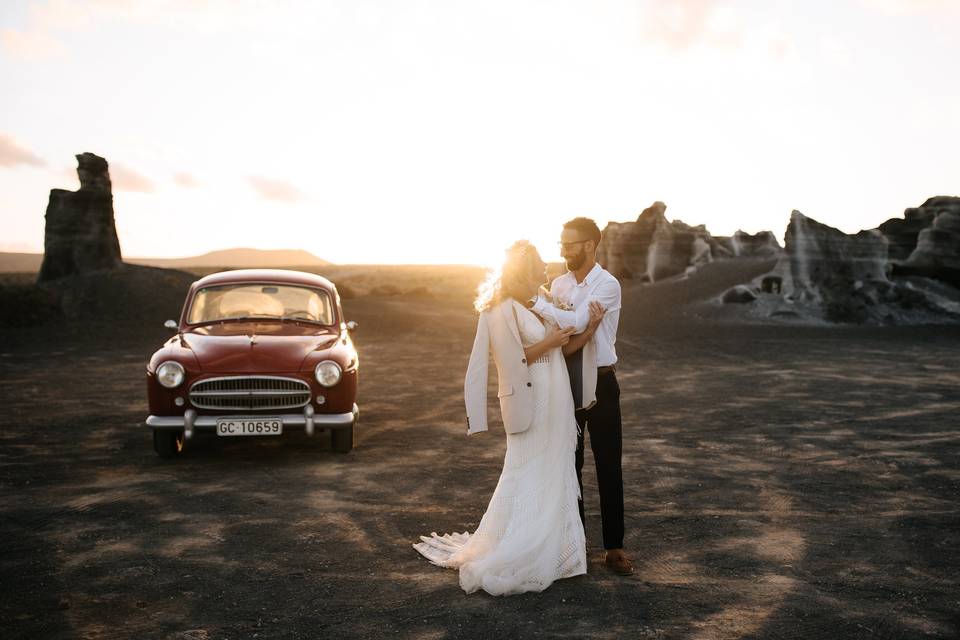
1;262;959;639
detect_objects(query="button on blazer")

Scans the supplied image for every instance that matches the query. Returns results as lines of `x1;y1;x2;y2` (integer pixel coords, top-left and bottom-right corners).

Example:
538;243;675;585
464;300;534;435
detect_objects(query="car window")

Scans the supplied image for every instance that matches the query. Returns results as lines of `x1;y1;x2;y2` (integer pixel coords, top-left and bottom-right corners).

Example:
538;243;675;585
187;284;335;325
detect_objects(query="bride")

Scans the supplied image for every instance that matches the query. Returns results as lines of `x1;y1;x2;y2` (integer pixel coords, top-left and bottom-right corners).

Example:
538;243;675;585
413;240;605;596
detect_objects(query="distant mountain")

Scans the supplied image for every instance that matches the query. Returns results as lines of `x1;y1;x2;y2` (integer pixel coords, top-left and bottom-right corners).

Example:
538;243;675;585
0;252;42;272
128;248;331;269
0;248;331;273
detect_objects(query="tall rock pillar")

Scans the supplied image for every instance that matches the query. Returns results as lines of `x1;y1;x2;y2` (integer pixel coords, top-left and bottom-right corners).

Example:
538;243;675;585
38;152;122;283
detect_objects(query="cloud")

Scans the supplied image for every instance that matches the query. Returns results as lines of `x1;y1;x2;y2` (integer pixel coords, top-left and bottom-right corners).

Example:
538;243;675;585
248;176;305;202
173;172;200;188
2;0;268;61
640;0;742;51
859;0;960;16
111;163;155;192
0;26;67;59
0;135;47;168
767;34;793;61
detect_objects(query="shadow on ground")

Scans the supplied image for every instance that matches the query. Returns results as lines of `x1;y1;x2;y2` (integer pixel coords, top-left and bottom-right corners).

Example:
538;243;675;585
1;284;959;639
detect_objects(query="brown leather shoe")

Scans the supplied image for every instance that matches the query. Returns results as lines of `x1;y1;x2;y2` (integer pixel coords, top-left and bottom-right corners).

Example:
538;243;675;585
604;549;634;576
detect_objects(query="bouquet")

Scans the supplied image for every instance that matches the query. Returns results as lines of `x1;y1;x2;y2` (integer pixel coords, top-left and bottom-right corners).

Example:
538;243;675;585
539;285;574;311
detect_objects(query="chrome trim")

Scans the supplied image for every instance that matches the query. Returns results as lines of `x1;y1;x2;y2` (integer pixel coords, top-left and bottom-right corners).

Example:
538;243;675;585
343;354;359;373
190;390;308;397
304;404;315;436
146;403;359;435
189;375;310;411
184;408;196;440
191;374;311;385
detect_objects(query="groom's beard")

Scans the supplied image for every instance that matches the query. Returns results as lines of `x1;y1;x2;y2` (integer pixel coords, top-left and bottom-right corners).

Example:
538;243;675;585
565;251;585;272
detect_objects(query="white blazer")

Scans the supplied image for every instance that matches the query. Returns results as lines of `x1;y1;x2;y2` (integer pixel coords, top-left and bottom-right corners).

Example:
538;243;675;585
464;300;535;435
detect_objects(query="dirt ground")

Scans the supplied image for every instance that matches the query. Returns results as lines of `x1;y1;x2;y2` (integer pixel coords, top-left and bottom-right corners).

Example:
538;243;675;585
1;264;959;639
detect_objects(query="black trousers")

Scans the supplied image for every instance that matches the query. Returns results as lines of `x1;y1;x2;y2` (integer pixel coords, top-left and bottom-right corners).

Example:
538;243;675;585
574;369;625;550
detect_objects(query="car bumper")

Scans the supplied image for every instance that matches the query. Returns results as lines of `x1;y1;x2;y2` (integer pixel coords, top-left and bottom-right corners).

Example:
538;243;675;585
146;403;359;439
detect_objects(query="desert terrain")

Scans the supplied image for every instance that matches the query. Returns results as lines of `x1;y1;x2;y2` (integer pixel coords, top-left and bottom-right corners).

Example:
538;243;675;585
1;261;958;639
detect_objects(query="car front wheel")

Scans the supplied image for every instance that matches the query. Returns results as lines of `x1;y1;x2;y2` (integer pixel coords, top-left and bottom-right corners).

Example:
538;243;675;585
153;429;185;458
331;426;353;453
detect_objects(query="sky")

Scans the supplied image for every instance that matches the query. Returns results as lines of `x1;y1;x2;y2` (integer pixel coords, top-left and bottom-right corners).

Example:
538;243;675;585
1;0;958;265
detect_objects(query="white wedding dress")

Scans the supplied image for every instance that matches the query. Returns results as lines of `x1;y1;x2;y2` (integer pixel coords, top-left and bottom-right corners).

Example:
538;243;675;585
413;300;586;596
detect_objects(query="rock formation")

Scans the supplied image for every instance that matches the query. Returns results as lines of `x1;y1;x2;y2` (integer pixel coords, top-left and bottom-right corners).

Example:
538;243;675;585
783;211;889;299
777;211;891;322
38;153;122;283
878;202;938;261
757;209;960;324
721;285;757;304
725;230;782;258
895;196;960;287
582;196;958;325
597;201;754;282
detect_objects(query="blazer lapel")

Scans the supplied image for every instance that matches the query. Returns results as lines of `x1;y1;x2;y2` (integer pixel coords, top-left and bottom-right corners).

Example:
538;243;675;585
501;300;523;349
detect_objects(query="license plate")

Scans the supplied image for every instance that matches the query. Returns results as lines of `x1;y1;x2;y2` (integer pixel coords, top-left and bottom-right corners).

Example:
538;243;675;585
216;418;282;436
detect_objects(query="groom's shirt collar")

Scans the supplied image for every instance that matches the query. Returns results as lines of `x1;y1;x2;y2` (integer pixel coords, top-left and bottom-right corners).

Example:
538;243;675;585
568;262;603;287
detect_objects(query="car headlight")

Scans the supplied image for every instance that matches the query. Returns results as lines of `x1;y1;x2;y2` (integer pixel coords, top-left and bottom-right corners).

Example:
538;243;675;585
314;361;342;387
156;361;185;389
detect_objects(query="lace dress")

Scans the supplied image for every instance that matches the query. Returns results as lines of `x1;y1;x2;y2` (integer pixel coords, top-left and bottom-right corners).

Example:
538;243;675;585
413;300;586;595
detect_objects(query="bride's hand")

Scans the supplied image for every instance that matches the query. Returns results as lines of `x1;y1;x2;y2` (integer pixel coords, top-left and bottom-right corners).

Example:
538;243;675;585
587;301;606;332
544;326;576;348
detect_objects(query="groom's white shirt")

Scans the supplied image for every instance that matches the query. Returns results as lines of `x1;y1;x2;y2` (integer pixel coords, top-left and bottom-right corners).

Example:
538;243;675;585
464;300;535;436
532;263;621;410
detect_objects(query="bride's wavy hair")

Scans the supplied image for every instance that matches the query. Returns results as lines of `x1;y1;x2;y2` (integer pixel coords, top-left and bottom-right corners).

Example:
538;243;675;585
474;240;542;312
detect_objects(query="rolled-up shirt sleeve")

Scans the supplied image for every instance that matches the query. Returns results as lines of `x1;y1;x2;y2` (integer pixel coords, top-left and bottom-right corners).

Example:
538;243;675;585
596;279;622;312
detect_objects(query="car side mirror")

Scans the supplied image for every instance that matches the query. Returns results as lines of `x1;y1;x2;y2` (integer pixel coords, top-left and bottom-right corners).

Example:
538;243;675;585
164;319;178;331
345;320;358;332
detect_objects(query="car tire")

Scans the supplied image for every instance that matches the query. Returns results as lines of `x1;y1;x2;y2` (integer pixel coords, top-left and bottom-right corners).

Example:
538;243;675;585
153;430;185;458
331;426;353;453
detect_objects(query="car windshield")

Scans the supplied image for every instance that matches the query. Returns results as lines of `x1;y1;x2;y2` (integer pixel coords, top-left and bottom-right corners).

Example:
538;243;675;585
187;283;336;325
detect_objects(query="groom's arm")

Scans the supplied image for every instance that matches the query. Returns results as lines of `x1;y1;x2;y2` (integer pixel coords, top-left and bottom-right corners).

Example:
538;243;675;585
531;280;620;333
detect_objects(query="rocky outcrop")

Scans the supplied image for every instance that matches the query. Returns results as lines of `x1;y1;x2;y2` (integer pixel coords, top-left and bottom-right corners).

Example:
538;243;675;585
599;201;676;280
779;211;889;322
724;230;782;258
38;153;122;283
597;197;958;325
598;201;755;282
896;197;960;286
721;285;757;304
784;211;889;298
761;209;960;324
598;220;643;280
878;203;937;261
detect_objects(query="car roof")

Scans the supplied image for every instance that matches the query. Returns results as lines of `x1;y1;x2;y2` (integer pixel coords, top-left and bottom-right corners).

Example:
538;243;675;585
191;269;336;291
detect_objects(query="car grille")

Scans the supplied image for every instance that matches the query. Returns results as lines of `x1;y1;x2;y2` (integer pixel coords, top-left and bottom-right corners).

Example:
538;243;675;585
190;376;311;411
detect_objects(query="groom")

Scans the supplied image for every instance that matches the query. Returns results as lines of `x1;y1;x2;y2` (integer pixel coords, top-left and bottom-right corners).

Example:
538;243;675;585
529;217;633;576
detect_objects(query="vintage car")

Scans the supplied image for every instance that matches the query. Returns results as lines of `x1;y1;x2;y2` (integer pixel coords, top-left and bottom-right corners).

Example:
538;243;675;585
145;269;359;457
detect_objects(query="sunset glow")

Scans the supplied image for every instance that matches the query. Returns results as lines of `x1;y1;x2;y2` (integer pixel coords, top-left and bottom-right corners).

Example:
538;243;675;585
1;0;958;265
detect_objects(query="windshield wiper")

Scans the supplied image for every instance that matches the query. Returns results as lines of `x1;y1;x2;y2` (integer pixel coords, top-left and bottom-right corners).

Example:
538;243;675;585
189;315;278;327
280;314;325;325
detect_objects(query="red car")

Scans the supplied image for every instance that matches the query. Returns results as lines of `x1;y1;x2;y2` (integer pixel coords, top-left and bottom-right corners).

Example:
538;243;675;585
145;269;359;457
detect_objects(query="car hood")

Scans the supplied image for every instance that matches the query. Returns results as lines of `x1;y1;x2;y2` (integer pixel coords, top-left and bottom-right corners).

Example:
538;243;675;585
181;322;339;373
